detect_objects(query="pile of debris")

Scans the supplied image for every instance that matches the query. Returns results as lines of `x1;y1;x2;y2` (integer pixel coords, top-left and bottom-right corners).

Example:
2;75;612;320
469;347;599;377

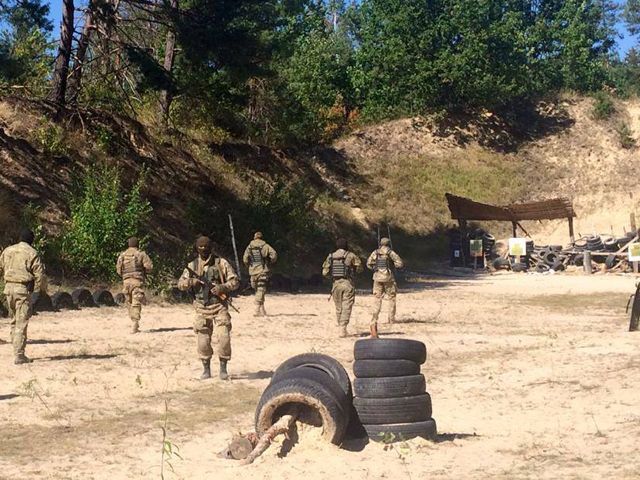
449;228;639;273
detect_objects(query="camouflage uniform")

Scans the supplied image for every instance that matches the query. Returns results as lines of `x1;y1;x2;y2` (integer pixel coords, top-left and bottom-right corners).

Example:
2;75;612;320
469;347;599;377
116;245;153;333
177;255;239;364
322;246;363;337
367;239;404;327
242;233;277;317
0;240;45;362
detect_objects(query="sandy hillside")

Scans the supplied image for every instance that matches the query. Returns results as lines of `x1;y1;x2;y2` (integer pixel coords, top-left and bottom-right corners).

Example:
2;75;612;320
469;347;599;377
1;272;640;479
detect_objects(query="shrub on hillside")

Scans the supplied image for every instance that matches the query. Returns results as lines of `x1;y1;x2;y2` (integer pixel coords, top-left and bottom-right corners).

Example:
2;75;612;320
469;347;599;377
61;164;152;279
617;123;636;149
592;91;615;120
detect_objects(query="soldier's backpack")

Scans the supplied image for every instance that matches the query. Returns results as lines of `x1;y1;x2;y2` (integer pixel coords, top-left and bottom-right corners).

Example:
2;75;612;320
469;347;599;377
249;247;265;267
374;249;392;272
330;253;350;279
122;251;144;276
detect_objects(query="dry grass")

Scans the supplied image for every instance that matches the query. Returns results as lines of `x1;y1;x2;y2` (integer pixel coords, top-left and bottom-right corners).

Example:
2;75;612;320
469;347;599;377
517;292;629;314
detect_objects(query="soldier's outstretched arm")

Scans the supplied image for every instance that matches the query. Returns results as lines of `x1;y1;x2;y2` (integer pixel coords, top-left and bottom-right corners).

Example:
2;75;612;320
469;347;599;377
220;259;240;292
353;254;364;273
267;244;278;264
391;251;404;269
242;245;250;266
366;251;376;270
31;253;45;293
177;268;193;291
143;252;154;273
322;255;331;278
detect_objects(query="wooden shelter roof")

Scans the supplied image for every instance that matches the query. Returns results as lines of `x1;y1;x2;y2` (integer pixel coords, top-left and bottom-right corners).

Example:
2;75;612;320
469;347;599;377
445;193;576;222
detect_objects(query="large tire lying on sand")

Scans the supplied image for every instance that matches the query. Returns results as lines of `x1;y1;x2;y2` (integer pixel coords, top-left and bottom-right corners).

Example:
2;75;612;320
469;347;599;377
353;359;420;378
354;375;426;399
51;292;76;310
93;289;115;307
354;339;427;364
72;288;97;308
364;419;438;442
353;394;432;425
271;353;352;399
255;366;350;445
30;292;54;313
114;293;126;305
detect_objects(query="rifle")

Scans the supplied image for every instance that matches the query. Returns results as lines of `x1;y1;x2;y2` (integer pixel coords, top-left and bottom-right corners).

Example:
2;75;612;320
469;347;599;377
185;266;240;313
387;224;393;250
228;214;242;282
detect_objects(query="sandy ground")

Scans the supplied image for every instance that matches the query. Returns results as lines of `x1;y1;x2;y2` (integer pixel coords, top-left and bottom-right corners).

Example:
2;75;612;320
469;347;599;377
1;272;640;480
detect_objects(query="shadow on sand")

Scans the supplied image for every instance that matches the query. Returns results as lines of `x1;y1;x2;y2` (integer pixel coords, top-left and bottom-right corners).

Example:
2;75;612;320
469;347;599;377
40;353;120;362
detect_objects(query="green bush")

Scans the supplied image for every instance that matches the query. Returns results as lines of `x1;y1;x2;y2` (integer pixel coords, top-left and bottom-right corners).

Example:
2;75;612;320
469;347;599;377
617;123;636;149
61;164;152;279
33;122;68;157
592;92;615;120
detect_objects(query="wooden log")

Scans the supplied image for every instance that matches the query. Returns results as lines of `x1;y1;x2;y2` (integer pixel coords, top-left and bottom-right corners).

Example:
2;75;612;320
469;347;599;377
616;235;638;254
568;217;575;243
241;409;299;465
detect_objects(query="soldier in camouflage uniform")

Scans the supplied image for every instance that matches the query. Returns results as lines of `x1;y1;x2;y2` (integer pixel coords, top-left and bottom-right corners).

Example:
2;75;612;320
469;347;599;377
116;237;154;334
178;235;239;380
242;232;277;317
366;237;404;338
0;229;45;364
322;238;363;338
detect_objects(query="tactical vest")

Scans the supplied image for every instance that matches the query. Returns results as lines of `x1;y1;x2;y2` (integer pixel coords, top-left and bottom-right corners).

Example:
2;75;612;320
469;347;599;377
122;251;144;277
191;259;223;304
249;247;264;267
375;250;391;272
330;253;350;279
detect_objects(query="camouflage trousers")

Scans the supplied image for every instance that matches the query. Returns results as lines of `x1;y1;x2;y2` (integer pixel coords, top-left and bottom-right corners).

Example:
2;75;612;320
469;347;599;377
5;283;32;356
193;301;232;360
250;273;269;306
332;279;355;327
123;278;145;331
371;280;397;325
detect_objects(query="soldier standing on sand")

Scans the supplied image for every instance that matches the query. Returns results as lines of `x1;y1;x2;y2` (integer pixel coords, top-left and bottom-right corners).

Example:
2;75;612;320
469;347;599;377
0;229;45;364
367;237;404;338
322;238;363;338
178;235;239;380
242;232;277;317
116;237;154;334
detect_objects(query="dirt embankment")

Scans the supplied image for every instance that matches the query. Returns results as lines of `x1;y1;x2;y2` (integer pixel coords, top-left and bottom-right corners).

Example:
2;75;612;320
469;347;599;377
1;94;639;271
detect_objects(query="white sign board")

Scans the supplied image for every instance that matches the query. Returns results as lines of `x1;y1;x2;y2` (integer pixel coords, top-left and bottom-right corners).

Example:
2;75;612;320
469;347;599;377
629;243;640;262
508;238;527;257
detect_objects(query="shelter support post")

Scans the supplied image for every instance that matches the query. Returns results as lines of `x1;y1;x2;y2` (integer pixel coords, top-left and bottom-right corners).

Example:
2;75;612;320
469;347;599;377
568;217;575;243
511;222;517;238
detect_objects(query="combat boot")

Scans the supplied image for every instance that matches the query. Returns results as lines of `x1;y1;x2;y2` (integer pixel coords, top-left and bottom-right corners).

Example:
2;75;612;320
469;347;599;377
370;323;379;338
259;305;267;317
200;359;211;380
14;354;33;365
219;359;229;380
130;322;140;334
253;305;263;317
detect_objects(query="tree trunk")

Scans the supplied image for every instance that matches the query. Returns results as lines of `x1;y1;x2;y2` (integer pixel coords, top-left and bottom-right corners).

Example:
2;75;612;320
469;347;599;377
68;1;95;103
159;0;179;127
49;0;75;116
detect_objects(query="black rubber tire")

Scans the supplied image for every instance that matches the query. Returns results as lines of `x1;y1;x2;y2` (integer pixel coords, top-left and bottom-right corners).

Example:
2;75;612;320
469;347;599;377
536;263;550;273
51;292;76;310
92;289;115;306
551;260;565;272
549;245;563;252
605;254;617;269
271;353;352;399
353;359;420;378
544;251;559;266
511;262;527;272
574;254;584;267
364;419;437;442
30;292;54;313
354;339;426;364
354;375;426;399
353;394;432;425
72;288;97;307
114;293;126;305
255;367;349;445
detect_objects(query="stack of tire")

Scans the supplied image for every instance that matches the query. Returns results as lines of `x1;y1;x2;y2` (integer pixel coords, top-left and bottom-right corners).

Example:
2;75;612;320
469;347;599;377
255;353;352;445
353;338;437;442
